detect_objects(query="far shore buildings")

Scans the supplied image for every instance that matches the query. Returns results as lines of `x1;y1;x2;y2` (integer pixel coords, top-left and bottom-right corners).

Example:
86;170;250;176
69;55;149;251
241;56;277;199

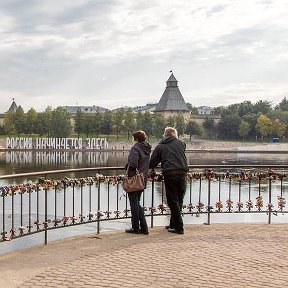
62;105;108;115
198;106;214;115
1;73;220;125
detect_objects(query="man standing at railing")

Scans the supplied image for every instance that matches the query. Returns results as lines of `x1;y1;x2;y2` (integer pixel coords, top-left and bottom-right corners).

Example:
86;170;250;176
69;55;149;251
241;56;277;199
149;127;188;234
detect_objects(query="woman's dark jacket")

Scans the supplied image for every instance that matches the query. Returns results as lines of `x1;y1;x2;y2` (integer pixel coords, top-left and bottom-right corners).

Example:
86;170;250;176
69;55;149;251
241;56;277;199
127;141;152;185
149;136;188;175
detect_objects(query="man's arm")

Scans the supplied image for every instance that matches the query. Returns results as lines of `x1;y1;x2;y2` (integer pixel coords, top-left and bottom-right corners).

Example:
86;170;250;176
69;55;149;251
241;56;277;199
149;145;161;169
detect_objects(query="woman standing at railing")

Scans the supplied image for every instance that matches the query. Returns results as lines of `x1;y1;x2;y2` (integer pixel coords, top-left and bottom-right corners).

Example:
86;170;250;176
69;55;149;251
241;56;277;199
125;130;152;235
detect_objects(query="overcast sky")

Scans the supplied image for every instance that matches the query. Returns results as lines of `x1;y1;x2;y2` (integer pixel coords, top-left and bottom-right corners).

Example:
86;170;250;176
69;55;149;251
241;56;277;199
1;0;288;113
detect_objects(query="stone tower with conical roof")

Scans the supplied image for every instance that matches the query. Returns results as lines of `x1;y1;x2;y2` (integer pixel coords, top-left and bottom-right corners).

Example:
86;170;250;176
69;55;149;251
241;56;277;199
154;72;190;121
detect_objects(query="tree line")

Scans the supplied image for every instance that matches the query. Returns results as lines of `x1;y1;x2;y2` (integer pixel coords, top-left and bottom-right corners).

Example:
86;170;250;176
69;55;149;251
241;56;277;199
1;97;288;141
215;98;288;140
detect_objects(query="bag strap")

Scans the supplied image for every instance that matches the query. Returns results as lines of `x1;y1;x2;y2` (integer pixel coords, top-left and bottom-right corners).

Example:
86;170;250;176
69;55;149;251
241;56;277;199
126;163;139;175
125;163;130;175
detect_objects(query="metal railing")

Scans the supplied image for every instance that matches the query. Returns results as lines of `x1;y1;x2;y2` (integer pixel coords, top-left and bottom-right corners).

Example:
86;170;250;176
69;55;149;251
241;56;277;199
0;165;288;245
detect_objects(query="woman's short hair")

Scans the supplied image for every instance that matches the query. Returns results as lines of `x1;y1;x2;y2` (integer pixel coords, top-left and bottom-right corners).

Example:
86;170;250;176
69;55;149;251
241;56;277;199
164;127;178;138
132;130;147;142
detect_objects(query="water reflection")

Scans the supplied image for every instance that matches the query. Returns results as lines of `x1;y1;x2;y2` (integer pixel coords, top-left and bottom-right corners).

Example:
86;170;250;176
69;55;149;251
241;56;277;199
1;150;288;176
0;151;127;175
5;151;109;165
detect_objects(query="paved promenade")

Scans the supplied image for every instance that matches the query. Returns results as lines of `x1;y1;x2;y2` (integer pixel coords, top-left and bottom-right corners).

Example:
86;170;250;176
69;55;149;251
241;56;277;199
1;223;288;288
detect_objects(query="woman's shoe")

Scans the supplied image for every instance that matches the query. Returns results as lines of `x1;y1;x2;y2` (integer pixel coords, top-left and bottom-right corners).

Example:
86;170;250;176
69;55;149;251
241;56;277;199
140;229;149;235
125;228;140;234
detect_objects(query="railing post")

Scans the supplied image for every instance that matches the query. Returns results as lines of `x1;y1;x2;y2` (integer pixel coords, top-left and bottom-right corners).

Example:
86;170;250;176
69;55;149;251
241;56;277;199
12;189;15;237
151;179;155;228
36;186;39;231
206;178;211;225
53;186;57;227
107;183;110;219
268;178;272;224
80;185;83;223
28;190;31;234
44;174;48;245
97;182;101;234
2;191;6;241
72;183;75;224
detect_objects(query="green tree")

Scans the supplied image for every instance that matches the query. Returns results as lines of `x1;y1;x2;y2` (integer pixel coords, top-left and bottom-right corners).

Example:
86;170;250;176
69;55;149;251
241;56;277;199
3;111;15;136
175;114;186;136
242;113;259;140
113;108;125;140
83;114;93;137
166;116;175;127
186;103;198;114
101;110;113;139
43;106;53;137
202;118;216;139
74;110;85;138
227;103;241;115
141;111;153;140
268;109;288;124
271;119;286;138
253;100;272;114
275;97;288;111
214;106;224;115
123;108;136;140
238;101;254;117
26;108;37;136
135;112;144;130
152;113;166;139
92;111;103;137
238;120;251;140
14;106;26;136
0;124;5;135
185;120;203;141
218;109;241;139
256;114;273;140
35;113;46;136
50;107;72;138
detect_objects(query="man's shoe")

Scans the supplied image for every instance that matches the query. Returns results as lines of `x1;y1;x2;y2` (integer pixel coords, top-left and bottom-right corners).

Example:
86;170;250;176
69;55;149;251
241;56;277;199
125;228;140;234
140;229;149;235
165;225;175;230
167;228;184;234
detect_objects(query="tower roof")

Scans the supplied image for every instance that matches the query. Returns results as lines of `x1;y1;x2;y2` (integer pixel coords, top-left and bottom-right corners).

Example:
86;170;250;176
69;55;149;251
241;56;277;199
154;73;189;112
8;99;18;113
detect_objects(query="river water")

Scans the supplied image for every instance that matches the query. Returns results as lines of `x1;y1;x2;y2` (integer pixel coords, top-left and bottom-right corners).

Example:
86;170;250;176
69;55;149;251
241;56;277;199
1;150;288;176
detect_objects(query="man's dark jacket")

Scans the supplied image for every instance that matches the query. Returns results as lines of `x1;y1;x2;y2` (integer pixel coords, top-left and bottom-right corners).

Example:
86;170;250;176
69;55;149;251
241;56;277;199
149;136;188;175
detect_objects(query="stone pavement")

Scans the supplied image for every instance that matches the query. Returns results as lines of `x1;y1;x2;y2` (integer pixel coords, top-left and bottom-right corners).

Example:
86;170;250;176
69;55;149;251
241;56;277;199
1;223;288;288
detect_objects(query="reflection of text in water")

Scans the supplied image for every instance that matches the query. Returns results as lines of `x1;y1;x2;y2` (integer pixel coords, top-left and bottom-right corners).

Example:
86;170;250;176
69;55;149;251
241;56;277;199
6;151;109;165
5;137;109;150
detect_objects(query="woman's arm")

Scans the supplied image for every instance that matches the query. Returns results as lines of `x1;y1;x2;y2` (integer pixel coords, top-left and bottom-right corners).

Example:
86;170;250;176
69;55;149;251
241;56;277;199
127;146;139;169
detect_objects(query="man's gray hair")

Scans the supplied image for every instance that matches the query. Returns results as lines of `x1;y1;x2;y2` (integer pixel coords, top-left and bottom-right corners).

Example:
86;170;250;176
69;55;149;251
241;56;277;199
164;127;178;138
